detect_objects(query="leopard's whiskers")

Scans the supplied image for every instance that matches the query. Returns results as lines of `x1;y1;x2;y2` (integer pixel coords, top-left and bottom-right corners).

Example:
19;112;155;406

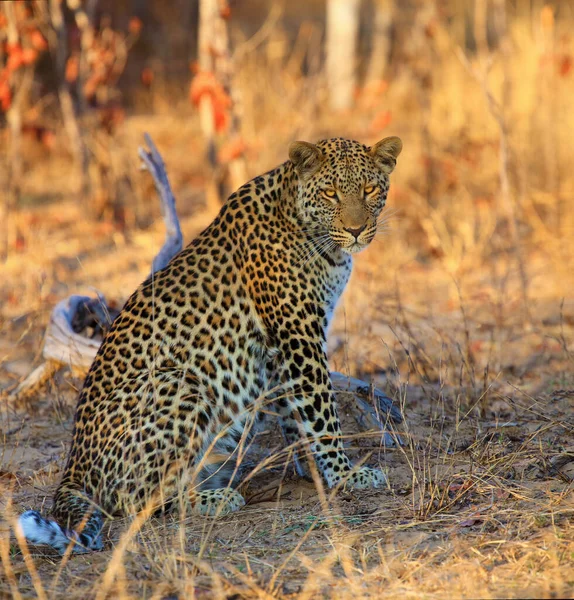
294;233;332;267
300;237;337;269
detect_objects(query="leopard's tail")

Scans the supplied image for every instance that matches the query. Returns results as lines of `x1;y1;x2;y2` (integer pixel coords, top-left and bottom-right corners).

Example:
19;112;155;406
17;509;104;555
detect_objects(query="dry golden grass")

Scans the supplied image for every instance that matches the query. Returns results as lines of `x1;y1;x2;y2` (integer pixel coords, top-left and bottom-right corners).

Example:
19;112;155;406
1;6;574;599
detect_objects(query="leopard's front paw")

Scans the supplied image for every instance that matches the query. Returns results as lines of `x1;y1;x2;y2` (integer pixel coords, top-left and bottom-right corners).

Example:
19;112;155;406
344;466;387;490
193;488;246;516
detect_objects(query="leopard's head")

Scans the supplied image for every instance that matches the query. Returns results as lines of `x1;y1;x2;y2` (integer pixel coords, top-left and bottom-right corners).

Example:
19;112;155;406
289;136;402;254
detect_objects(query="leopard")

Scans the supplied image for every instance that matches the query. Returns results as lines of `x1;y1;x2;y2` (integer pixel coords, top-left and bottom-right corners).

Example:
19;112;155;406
18;135;402;554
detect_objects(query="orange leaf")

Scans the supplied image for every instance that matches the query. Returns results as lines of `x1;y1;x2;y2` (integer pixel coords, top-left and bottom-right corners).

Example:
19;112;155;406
5;41;20;54
29;29;48;51
369;110;392;133
128;16;143;35
362;79;388;98
141;67;154;86
213;105;230;133
21;47;38;65
559;54;572;77
220;2;231;19
190;71;232;133
83;75;98;99
14;231;26;252
218;138;247;163
6;46;24;72
190;71;217;105
0;80;12;111
469;340;483;354
41;129;56;149
65;56;79;83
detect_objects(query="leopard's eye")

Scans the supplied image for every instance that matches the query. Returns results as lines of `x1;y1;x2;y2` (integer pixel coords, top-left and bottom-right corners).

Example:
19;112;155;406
323;189;337;199
364;185;376;195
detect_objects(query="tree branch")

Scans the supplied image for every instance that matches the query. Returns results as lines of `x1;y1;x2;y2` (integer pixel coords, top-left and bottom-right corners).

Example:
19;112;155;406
138;133;183;274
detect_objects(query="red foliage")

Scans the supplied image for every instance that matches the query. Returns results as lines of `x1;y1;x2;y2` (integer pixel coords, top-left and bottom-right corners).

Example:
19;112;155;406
358;80;389;110
369;109;392;133
22;124;56;149
14;230;26;252
0;77;12;111
220;1;231;20
558;54;573;77
29;29;48;51
84;74;100;100
218;137;246;163
98;104;125;134
6;45;25;72
190;71;232;133
21;47;38;66
41;129;56;149
0;13;48;113
65;56;79;83
128;17;143;35
0;4;138;150
141;67;154;87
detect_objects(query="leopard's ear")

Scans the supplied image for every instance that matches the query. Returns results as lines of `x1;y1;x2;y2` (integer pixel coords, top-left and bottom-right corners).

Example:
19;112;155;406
289;141;324;178
369;136;403;175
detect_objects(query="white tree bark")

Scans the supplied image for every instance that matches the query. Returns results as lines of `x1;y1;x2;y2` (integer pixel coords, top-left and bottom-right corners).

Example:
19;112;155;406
197;0;247;209
326;0;361;111
365;0;394;85
198;0;219;146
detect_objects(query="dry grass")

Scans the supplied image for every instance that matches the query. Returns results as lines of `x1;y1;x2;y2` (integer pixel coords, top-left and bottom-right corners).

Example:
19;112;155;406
1;4;574;599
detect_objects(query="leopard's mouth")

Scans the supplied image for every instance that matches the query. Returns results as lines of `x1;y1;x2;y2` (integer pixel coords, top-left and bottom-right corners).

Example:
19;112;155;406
340;240;369;254
328;227;375;254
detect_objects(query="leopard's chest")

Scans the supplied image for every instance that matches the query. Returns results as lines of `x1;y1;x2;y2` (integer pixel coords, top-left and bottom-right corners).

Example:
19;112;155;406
320;259;352;332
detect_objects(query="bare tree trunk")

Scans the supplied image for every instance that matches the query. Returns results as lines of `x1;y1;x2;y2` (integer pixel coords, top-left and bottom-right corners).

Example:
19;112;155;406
538;4;559;227
326;0;360;111
47;0;93;214
2;3;32;259
493;0;529;319
197;0;247;210
198;0;218;141
365;0;394;85
198;0;222;212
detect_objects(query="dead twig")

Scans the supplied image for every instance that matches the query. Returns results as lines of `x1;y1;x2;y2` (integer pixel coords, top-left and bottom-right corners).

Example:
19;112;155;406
138;133;183;274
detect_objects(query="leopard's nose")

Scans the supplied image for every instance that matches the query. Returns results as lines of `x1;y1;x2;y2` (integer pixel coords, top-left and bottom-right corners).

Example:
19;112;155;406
343;224;367;239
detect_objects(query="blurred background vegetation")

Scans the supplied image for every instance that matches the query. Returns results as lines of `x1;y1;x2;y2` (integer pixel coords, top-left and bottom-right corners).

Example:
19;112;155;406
0;0;572;287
